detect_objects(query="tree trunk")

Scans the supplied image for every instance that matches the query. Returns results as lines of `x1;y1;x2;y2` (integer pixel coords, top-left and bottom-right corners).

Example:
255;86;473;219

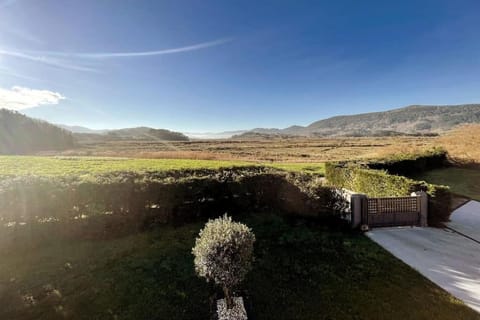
223;286;234;309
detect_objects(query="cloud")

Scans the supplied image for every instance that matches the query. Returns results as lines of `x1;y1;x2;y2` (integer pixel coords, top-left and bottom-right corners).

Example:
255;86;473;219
0;38;231;73
0;86;65;110
0;49;98;72
27;38;233;59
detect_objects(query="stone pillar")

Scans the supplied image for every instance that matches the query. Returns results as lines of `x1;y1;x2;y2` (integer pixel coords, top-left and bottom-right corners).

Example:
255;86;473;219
412;191;428;227
351;194;367;229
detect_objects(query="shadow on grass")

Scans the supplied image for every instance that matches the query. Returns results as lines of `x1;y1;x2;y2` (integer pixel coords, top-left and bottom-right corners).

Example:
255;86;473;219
0;213;478;320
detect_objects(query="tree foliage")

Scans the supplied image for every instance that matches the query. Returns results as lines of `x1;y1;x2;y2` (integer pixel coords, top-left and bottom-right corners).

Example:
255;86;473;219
192;215;255;308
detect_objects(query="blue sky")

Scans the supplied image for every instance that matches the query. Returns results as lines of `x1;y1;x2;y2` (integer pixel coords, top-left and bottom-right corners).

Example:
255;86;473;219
0;0;479;132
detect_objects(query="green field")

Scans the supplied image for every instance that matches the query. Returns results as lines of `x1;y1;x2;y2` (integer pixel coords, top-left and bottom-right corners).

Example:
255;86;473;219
413;167;480;201
0;156;325;178
0;213;476;320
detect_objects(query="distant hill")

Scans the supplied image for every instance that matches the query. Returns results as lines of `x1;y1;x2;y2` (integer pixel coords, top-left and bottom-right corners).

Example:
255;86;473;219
0;109;75;154
74;126;189;142
185;130;247;139
106;127;189;141
231;131;298;140
58;124;107;134
247;104;480;137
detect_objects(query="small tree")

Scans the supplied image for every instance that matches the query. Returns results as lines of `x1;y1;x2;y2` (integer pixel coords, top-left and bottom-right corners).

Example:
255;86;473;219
192;214;255;309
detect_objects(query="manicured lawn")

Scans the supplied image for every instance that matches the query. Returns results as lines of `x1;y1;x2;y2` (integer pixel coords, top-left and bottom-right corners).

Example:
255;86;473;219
0;156;325;178
413;167;480;201
0;213;476;320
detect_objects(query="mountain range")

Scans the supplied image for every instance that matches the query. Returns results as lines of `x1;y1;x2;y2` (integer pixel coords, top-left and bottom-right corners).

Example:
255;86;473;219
239;104;480;138
3;104;480;154
61;104;480;140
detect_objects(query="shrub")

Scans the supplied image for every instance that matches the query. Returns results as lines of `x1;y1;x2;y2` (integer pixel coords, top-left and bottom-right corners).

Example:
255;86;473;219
427;185;452;226
192;215;255;309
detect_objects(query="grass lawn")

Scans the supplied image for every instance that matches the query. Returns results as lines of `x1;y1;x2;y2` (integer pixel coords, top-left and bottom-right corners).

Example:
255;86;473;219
0;213;476;320
413;167;480;201
0;156;325;178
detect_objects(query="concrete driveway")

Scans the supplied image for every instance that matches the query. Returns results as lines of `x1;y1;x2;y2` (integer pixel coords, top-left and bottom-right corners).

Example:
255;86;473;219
366;201;480;313
448;200;480;243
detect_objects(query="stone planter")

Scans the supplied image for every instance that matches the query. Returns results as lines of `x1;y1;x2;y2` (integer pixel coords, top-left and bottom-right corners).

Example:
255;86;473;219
217;297;248;320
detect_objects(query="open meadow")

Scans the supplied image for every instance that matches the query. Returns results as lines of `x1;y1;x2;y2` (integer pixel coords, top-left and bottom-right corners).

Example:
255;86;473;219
53;136;437;162
46;124;480;165
2;130;480;319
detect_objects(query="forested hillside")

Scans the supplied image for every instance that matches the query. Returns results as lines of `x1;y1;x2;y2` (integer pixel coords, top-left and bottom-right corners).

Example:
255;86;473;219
304;104;480;136
0;109;75;154
74;127;189;142
246;104;480;137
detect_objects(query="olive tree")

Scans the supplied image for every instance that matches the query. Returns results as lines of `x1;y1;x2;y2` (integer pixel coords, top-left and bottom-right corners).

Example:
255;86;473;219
192;215;255;309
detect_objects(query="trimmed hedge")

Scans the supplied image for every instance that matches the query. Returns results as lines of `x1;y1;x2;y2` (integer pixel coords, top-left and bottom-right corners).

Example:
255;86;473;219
325;163;421;197
367;148;449;176
0;168;340;241
325;162;452;226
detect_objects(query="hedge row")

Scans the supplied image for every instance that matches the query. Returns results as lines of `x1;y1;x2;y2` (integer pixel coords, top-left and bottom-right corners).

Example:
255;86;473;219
0;168;341;241
367;147;449;176
325;162;452;226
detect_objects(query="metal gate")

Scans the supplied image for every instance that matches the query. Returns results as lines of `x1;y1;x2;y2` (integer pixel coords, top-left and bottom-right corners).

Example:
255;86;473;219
364;196;421;227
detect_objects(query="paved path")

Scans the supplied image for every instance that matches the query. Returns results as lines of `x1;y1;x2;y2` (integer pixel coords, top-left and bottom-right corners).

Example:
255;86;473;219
366;201;480;313
448;200;480;243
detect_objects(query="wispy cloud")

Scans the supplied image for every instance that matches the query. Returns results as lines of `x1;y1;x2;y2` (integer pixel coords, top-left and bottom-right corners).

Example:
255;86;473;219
0;86;65;110
23;38;233;59
0;38;231;73
0;49;99;72
0;38;232;72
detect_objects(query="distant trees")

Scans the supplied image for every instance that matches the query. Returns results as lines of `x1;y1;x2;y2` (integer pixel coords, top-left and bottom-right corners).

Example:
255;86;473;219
83;127;189;142
0;109;75;154
147;128;189;141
